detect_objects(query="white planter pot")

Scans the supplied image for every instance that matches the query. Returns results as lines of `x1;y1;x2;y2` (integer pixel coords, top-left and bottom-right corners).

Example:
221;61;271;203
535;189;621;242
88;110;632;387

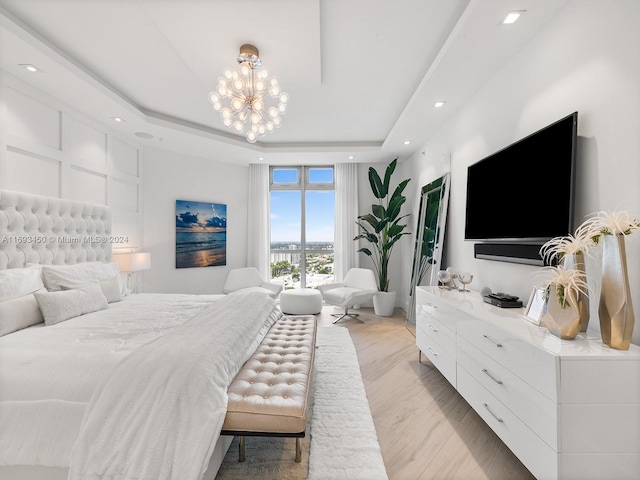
373;291;396;317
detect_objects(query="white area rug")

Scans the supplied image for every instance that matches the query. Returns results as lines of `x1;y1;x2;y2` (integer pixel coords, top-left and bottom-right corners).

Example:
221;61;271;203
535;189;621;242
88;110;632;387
307;326;388;480
215;326;388;480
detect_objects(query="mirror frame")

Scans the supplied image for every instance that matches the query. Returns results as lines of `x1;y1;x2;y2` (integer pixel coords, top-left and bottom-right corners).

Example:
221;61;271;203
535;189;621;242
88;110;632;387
406;173;450;327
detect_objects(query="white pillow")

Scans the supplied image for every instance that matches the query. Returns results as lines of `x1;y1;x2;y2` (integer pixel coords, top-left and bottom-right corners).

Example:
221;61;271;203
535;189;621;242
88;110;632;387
41;262;127;297
61;276;122;304
0;266;44;302
0;289;46;336
34;284;109;326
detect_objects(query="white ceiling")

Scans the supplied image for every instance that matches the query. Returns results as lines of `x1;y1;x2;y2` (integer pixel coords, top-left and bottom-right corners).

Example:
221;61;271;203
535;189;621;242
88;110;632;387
0;0;571;165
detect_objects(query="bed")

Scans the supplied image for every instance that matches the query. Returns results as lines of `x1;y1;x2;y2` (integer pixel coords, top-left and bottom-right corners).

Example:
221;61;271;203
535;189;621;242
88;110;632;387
0;190;282;480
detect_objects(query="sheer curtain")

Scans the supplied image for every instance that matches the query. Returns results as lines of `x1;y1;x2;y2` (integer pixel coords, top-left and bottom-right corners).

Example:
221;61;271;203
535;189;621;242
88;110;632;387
247;163;270;279
334;163;359;282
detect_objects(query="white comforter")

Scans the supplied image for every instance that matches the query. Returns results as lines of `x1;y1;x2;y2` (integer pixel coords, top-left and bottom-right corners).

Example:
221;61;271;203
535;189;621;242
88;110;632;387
0;291;281;479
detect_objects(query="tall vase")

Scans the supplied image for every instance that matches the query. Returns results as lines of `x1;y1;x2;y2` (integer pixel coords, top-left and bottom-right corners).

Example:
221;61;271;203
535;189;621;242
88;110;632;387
542;286;581;340
599;234;635;350
562;252;590;332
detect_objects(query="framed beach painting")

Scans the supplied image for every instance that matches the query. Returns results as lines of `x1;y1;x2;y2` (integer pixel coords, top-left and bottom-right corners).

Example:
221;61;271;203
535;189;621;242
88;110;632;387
175;200;227;268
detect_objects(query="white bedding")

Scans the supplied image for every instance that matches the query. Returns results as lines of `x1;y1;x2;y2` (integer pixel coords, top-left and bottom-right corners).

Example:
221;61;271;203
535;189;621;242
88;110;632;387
0;291;281;479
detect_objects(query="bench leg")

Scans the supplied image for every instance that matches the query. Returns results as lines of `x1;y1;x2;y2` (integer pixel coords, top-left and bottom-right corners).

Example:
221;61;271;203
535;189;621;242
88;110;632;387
238;436;245;462
295;437;302;463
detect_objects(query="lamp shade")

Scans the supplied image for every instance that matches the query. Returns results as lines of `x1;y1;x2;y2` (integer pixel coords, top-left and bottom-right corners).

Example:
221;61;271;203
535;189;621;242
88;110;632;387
113;252;151;272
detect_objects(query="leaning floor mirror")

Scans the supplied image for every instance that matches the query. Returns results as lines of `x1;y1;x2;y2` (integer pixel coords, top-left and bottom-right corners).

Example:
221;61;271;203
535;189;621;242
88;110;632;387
406;173;450;331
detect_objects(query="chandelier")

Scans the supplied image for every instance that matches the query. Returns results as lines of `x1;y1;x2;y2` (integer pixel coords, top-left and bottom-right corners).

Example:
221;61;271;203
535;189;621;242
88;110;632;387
208;44;289;144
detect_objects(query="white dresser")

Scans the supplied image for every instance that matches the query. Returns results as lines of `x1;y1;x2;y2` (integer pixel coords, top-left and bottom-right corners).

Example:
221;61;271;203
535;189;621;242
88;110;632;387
415;286;640;480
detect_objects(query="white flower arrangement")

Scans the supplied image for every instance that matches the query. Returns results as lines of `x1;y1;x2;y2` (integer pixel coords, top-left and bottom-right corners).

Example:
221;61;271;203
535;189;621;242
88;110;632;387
536;265;589;309
539;224;594;265
578;210;640;244
541;210;640;264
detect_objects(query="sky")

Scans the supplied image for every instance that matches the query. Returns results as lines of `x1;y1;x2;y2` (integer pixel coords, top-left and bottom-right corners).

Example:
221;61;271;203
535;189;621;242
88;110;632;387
175;200;227;232
270;168;335;243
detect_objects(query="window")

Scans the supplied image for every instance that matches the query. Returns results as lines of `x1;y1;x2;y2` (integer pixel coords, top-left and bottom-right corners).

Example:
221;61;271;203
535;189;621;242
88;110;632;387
270;166;334;289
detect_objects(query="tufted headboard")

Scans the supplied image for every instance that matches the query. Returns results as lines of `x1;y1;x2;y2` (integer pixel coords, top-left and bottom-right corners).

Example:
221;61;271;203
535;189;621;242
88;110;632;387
0;190;112;269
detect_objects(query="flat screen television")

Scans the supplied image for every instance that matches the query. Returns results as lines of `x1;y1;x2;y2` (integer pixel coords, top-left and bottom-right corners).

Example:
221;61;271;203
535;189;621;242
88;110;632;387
464;112;577;245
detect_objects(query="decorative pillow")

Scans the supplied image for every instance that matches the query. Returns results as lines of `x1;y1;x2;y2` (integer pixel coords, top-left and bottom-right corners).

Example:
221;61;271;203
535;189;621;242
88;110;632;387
0;289;46;336
41;262;127;297
34;283;109;326
61;276;122;303
0;266;44;302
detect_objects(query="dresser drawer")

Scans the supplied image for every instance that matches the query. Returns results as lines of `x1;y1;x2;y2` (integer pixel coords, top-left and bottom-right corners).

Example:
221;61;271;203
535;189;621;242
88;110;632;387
416;306;456;356
457;336;558;450
415;288;458;332
457;366;558;480
457;316;558;401
417;325;456;387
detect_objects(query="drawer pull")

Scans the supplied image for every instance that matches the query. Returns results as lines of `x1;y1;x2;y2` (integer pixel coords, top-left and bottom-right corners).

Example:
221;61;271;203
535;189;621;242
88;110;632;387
482;368;503;385
483;403;504;423
482;334;503;348
427;323;438;332
426;302;438;309
427;346;439;357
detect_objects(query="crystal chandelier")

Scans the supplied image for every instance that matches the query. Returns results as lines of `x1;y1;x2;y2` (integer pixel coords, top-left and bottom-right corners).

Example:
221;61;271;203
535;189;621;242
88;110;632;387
208;44;289;144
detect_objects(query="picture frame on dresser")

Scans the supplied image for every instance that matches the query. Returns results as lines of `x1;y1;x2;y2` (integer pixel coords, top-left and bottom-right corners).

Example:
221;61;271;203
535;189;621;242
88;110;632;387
523;286;546;325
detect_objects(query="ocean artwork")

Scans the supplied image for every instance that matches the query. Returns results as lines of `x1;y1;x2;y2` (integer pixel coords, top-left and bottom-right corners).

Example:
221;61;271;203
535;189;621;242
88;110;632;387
175;200;227;268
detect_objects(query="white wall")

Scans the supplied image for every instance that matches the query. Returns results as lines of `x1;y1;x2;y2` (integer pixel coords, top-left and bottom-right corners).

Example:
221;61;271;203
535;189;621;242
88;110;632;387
405;0;640;345
0;72;143;254
141;147;249;294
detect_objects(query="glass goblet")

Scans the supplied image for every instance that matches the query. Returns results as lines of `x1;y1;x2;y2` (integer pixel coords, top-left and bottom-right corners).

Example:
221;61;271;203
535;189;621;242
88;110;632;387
458;272;473;292
437;270;451;288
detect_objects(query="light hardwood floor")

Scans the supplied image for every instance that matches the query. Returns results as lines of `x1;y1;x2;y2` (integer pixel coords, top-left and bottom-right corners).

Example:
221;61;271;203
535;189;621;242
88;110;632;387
315;305;537;480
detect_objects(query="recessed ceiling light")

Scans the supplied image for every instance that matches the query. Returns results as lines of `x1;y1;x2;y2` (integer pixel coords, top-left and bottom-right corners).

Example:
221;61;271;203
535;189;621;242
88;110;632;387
403;140;412;145
347;155;355;160
434;101;446;108
19;64;42;73
111;116;125;123
502;10;525;25
134;132;154;139
258;157;265;161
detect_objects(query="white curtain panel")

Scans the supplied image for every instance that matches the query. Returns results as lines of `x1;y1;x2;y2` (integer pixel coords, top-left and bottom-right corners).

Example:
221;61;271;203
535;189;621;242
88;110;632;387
247;164;271;279
334;163;359;282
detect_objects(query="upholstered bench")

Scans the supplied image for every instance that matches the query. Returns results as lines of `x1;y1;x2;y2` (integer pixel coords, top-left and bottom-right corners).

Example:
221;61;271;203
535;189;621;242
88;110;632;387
279;288;323;314
221;314;317;463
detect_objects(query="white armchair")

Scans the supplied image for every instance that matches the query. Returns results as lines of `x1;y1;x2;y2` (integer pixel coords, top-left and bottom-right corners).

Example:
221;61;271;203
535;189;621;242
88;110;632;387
223;267;283;299
318;268;378;323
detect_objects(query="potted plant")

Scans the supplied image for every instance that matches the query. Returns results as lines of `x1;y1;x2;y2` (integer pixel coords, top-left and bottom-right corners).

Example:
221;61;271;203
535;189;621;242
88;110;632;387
539;223;596;332
538;265;589;339
354;158;410;316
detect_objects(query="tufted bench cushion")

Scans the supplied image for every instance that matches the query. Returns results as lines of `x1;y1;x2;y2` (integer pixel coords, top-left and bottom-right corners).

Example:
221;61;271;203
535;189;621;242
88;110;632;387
221;314;317;462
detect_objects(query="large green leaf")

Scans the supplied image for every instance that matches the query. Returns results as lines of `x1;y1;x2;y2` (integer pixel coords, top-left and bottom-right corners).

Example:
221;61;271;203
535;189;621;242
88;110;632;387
374;218;388;234
391;178;410;200
357;247;373;256
372;204;385;220
368;167;385;199
386;195;406;222
382;158;397;196
383;232;410;251
387;224;405;237
358;214;378;229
